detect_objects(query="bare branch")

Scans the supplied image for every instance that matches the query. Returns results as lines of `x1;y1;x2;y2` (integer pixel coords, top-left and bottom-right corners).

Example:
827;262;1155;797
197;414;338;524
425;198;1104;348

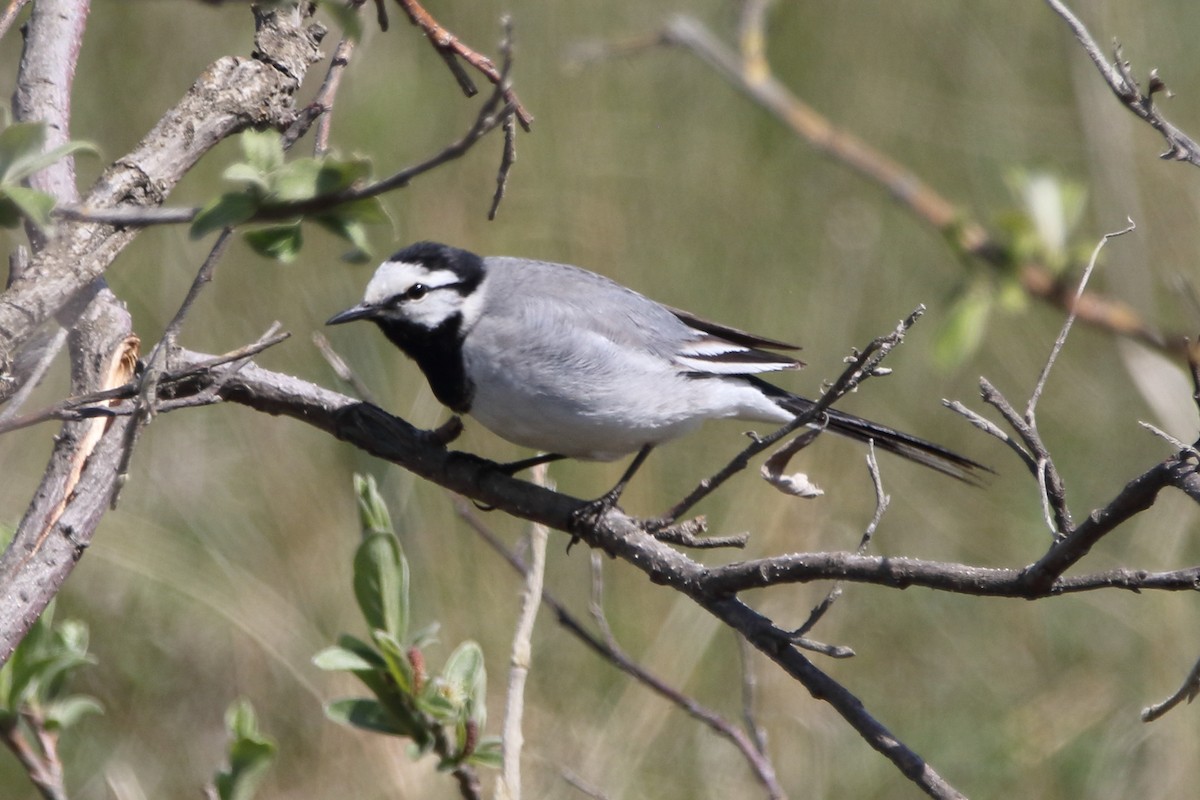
1142;652;1200;722
663;308;925;523
1027;219;1136;417
497;464;551;800
792;443;889;643
148;352;964;796
1;708;66;800
574;13;1183;359
0;6;325;385
457;505;785;798
52;78;518;230
394;0;533;129
1044;0;1200;166
0;0;31;41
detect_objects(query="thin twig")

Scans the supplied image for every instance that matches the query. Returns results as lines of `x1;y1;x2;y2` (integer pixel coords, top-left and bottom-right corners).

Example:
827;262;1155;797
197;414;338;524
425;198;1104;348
561;769;612;800
1139;421;1200;459
1142;652;1200;722
0;328;67;424
1027;219;1136;417
312;332;381;405
394;0;533;129
792;444;888;646
735;635;770;758
455;502;786;799
1;710;66;800
0;332;290;436
0;0;32;40
1043;0;1200;166
664;308;924;523
497;464;551;800
574;13;1182;358
487;17;518;220
978;378;1073;537
943;398;1036;472
308;35;358;157
53;74;517;229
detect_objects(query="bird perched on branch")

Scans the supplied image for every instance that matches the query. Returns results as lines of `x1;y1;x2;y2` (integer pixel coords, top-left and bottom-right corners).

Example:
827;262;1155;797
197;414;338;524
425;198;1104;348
328;241;985;511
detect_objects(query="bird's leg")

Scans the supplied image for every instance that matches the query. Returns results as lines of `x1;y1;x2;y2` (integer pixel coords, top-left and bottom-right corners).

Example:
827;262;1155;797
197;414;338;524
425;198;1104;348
472;453;567;512
596;444;654;511
498;452;566;475
567;445;655;550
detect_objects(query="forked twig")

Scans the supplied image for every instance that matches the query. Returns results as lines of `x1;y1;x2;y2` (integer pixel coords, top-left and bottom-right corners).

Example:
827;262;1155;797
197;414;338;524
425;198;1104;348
394;0;533;129
1027;219;1136;418
663;307;925;524
791;443;889;650
1044;0;1200;166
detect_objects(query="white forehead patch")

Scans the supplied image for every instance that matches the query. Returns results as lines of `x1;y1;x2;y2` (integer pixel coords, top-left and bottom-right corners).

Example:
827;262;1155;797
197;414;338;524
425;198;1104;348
362;261;462;305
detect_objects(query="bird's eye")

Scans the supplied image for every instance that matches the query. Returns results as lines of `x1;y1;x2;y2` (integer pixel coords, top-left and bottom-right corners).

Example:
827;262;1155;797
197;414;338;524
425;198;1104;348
405;283;429;302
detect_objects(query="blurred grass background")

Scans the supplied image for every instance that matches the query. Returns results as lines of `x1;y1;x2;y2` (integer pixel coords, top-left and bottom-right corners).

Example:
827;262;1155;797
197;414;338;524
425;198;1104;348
4;1;1200;797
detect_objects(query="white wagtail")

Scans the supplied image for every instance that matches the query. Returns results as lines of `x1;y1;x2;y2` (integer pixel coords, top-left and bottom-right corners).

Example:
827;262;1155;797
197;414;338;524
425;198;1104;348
328;242;984;510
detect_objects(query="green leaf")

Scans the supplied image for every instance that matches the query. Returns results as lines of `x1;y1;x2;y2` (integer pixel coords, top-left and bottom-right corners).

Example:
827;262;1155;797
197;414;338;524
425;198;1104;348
314;214;373;263
1;186;55;230
243;223;302;262
326;635;398;706
353;474;394;537
407;621;440;651
442;642;485;714
43;695;103;729
215;699;277;800
335;633;387;664
371;630;414;695
240;129;284;175
271;159;323;202
325;698;412;736
191;192;259;239
223;162;271;192
0;122;45;182
312;645;379;673
468;736;502;769
416;679;459;722
314;157;372;193
353;531;409;643
5;139;99;185
7;616;94;711
934;279;994;370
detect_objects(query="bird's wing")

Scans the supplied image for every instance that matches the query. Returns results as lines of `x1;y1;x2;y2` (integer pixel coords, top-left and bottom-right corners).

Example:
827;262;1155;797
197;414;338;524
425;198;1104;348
667;307;804;375
666;306;801;351
482;257;804;376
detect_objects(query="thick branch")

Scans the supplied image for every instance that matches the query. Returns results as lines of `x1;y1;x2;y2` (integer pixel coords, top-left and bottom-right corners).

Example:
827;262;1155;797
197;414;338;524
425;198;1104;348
0;7;325;389
154;351;965;797
0;5;325;666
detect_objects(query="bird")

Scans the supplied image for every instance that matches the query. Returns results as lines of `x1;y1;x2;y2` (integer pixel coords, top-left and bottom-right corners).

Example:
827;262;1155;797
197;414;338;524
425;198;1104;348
327;241;985;514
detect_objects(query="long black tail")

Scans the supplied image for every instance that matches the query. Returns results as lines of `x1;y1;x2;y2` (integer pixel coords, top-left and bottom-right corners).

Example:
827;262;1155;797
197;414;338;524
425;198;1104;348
750;378;989;484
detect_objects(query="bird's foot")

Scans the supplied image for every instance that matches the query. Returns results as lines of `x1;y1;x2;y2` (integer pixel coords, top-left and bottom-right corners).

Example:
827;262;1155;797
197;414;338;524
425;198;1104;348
566;485;626;552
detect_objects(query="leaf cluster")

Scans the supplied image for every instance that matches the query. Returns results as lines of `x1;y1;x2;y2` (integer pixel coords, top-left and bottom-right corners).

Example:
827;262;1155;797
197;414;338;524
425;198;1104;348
191;130;389;263
212;699;277;800
935;170;1091;368
0;121;97;231
313;475;500;771
0;599;101;735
